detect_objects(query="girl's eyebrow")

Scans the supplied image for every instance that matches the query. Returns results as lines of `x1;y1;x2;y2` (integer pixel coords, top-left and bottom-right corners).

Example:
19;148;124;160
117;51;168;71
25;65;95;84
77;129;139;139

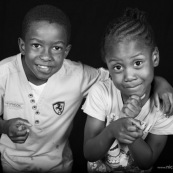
130;53;143;59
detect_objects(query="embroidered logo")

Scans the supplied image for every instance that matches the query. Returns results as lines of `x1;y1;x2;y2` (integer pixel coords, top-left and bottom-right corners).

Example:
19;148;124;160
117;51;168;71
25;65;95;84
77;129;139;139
5;102;23;109
53;102;65;115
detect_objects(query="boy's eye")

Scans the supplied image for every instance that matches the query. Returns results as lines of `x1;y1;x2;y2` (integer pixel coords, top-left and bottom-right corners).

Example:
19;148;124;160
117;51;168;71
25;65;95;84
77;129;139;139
134;61;143;67
53;46;63;52
113;65;123;72
32;44;41;48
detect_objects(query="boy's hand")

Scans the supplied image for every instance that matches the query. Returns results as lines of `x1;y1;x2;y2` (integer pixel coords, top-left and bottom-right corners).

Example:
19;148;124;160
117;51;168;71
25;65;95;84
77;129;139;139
2;118;32;144
153;91;173;117
122;95;142;118
153;76;173;116
110;117;143;144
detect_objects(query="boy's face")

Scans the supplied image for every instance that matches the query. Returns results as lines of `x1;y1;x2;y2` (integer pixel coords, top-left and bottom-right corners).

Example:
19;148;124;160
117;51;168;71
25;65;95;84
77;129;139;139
105;39;159;100
19;21;71;85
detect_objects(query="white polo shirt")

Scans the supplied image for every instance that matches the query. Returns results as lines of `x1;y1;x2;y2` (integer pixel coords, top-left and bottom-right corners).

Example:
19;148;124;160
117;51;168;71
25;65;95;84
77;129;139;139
0;53;109;173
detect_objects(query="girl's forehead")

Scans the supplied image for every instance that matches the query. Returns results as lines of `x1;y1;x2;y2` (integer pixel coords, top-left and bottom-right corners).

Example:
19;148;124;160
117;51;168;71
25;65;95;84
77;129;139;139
106;39;151;61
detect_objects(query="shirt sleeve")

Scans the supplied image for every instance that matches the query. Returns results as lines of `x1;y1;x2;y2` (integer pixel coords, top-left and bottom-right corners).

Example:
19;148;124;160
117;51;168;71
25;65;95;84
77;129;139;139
150;112;173;135
82;81;108;121
0;67;6;116
81;64;109;97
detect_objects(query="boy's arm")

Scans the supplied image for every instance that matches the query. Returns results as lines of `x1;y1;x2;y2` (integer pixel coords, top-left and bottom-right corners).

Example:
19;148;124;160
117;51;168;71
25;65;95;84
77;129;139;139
128;134;167;170
153;76;173;116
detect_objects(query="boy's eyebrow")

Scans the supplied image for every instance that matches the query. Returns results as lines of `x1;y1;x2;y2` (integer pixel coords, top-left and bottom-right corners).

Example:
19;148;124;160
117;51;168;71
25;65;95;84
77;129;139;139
29;38;66;45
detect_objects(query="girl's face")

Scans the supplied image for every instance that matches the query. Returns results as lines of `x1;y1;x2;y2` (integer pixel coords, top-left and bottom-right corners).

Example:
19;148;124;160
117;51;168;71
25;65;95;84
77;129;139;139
105;38;159;102
18;20;71;85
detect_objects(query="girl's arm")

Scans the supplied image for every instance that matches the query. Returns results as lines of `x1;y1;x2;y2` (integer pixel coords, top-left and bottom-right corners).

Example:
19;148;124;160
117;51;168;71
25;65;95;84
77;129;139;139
83;115;142;162
153;76;173;116
128;133;167;170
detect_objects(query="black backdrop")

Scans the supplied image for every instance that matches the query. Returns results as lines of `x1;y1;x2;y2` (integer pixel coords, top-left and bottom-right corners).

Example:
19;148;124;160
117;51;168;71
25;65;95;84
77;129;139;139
1;0;173;172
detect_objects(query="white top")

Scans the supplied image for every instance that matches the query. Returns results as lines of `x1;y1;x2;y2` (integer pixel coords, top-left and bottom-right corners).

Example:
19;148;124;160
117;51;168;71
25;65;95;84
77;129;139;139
82;78;173;173
0;53;109;173
29;82;46;103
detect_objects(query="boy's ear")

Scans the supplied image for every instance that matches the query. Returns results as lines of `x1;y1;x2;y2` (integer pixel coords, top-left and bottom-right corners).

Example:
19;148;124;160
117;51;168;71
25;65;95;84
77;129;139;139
18;38;25;55
152;47;159;67
64;44;72;58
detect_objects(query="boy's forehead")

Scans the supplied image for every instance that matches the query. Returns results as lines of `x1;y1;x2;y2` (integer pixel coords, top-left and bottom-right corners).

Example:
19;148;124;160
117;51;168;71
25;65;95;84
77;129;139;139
26;20;67;36
26;20;68;42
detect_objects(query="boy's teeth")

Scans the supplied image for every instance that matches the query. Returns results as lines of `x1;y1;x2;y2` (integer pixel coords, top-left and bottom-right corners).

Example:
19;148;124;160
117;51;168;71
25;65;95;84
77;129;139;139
38;65;48;69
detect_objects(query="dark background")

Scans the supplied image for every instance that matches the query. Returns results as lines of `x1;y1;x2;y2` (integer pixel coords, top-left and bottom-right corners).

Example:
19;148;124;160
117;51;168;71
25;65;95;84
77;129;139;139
1;0;173;172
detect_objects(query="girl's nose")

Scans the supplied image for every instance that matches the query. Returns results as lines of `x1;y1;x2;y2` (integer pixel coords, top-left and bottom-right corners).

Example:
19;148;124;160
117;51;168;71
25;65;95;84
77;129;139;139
124;69;136;82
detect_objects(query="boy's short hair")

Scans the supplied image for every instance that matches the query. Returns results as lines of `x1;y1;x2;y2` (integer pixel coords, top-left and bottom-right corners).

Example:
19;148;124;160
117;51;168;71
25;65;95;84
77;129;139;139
21;4;71;44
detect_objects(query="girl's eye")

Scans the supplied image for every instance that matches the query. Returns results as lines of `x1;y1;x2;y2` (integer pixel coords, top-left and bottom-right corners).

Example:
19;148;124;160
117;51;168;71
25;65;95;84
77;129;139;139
32;44;41;48
134;61;143;67
113;65;123;72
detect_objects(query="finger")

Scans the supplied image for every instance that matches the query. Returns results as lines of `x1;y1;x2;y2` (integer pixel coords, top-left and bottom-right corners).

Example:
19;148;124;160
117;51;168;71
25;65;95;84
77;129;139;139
129;118;142;130
137;129;143;137
161;94;170;114
17;129;30;136
17;119;32;127
126;98;141;108
153;93;160;109
119;139;134;144
118;134;136;144
126;125;138;132
123;104;140;118
11;135;28;143
130;95;141;102
165;94;173;116
13;141;26;144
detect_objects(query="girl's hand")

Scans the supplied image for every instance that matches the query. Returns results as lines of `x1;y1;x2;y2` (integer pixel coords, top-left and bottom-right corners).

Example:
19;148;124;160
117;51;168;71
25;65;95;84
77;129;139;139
110;117;143;144
122;95;142;118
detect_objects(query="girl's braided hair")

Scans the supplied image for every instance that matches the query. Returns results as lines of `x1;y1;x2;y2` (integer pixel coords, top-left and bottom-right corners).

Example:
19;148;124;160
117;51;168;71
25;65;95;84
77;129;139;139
101;8;156;61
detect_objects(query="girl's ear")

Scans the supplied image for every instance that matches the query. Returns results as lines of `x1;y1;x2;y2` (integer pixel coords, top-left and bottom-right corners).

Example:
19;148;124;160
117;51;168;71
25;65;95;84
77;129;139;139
152;47;159;67
18;38;25;55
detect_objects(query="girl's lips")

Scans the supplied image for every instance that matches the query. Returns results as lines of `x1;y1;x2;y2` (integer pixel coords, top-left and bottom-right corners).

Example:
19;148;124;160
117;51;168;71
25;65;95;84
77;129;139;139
124;83;142;89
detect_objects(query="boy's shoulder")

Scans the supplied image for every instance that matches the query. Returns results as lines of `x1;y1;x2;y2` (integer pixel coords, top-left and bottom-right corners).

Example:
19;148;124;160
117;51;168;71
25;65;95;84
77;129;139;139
0;54;19;76
63;58;109;77
0;54;18;66
89;78;114;94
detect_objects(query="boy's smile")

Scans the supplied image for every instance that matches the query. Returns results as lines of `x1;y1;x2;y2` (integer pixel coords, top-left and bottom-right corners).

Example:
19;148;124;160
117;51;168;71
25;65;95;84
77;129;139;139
19;21;71;85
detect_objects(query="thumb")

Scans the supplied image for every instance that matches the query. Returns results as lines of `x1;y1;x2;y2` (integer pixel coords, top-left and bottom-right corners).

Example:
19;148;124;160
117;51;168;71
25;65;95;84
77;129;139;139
17;119;32;127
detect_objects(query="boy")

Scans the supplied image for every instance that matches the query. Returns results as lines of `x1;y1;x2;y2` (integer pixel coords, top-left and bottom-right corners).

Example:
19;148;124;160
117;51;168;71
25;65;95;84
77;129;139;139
82;8;173;173
0;4;173;173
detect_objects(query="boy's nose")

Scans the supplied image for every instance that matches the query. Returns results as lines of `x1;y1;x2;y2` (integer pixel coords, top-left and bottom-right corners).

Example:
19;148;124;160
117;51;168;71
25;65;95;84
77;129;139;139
40;49;52;61
40;55;51;61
